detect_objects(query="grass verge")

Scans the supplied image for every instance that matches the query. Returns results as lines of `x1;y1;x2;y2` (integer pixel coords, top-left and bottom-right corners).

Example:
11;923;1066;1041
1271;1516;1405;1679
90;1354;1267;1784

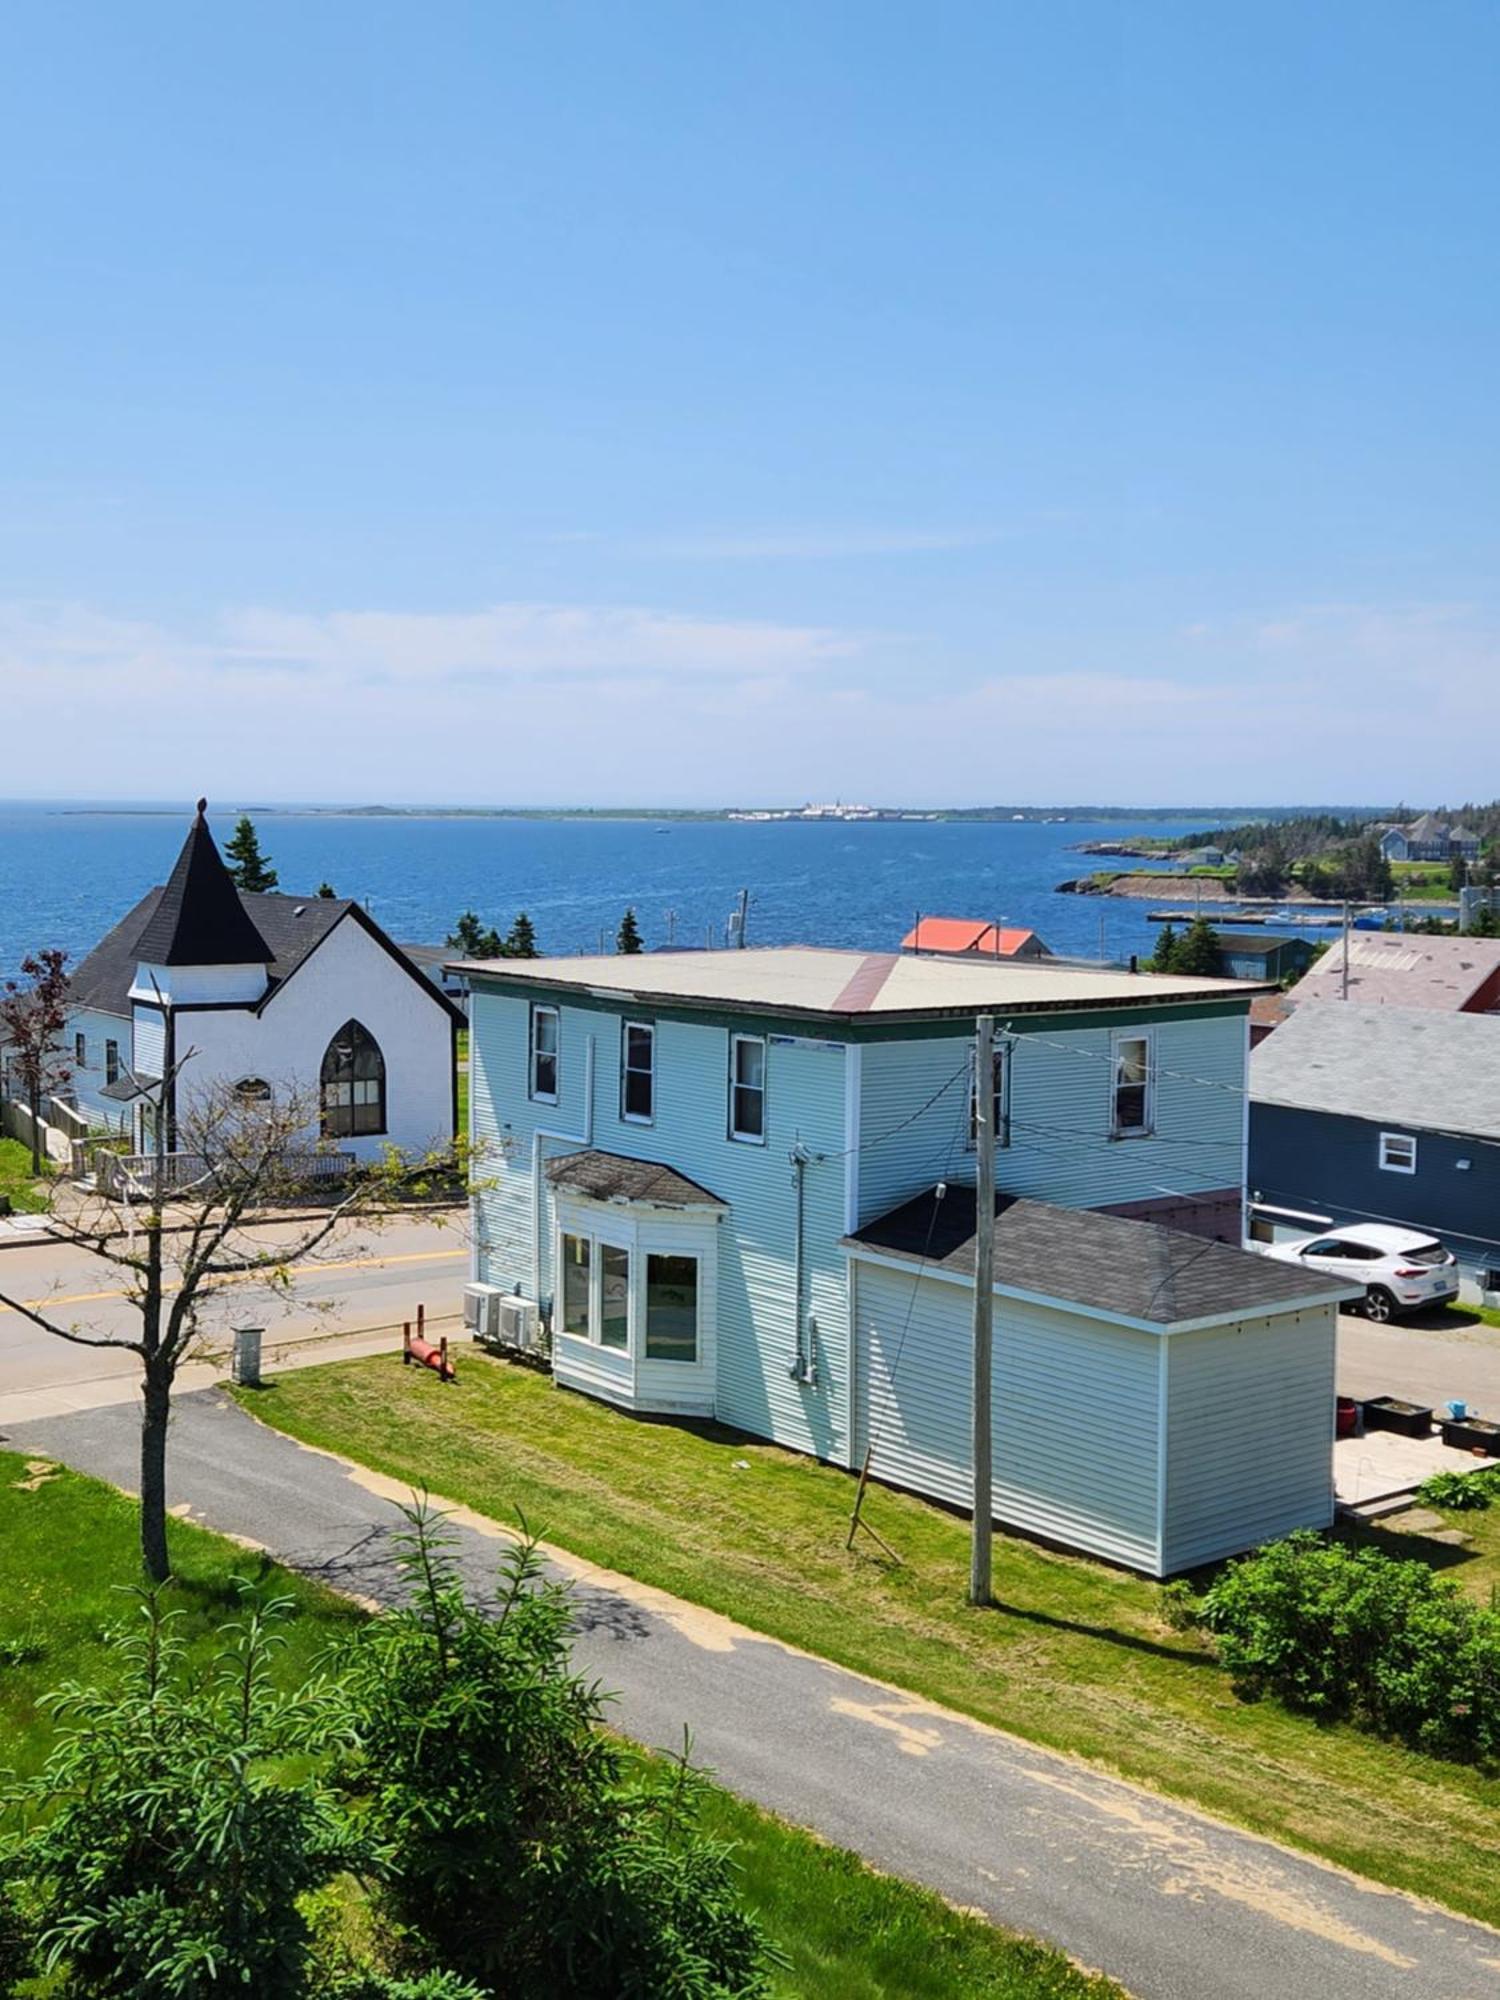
0;1136;51;1215
233;1351;1500;1928
0;1449;1123;2000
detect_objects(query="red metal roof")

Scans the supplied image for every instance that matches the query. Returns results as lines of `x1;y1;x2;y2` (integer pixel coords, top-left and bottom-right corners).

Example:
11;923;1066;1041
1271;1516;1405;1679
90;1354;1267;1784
901;917;1040;957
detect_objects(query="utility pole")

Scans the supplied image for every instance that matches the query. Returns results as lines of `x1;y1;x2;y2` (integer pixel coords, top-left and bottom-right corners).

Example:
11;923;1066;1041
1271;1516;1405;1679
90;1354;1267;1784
970;1012;995;1607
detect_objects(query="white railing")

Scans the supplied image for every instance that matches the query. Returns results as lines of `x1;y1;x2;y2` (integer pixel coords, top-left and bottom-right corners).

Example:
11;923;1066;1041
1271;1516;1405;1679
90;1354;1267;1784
97;1149;357;1200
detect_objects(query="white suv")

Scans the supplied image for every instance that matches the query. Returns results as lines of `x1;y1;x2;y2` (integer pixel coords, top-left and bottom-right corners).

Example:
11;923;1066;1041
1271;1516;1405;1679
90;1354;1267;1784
1265;1224;1460;1322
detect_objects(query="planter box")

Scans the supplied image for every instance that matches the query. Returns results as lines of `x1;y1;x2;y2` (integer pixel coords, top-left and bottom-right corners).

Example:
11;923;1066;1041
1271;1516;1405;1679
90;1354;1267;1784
1440;1417;1500;1457
1362;1396;1433;1440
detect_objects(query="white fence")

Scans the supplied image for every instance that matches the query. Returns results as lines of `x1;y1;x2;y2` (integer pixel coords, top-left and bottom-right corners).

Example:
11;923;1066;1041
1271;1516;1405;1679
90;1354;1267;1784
96;1149;358;1200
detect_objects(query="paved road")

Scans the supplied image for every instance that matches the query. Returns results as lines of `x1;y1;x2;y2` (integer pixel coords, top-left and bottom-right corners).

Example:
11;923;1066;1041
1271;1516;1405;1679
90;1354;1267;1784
1339;1306;1500;1416
0;1212;466;1398
8;1393;1500;2000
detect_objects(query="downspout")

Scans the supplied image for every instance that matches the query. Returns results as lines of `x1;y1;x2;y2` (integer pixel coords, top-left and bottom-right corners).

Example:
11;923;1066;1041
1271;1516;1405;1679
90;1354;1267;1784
531;1034;595;1312
788;1138;816;1385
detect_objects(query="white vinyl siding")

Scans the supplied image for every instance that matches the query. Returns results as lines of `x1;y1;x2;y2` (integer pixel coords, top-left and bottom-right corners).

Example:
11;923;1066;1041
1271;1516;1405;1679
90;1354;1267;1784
852;1261;1161;1571
1161;1309;1336;1572
852;1260;1337;1577
856;1015;1244;1228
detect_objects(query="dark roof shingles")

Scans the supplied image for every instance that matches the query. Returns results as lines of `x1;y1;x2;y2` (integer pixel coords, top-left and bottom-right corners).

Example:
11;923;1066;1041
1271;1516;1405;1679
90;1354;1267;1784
134;810;274;967
848;1186;1348;1325
544;1148;725;1208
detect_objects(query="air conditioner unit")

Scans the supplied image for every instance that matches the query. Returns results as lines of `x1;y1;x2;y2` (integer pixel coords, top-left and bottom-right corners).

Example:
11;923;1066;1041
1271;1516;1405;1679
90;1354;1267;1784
462;1283;506;1340
497;1295;540;1354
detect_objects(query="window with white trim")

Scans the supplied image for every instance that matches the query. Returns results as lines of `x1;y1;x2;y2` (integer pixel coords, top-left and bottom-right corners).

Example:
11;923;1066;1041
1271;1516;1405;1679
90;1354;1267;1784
1111;1032;1153;1137
1379;1131;1418;1175
105;1039;121;1086
621;1021;655;1123
561;1232;592;1337
529;1004;559;1103
967;1039;1010;1149
645;1252;699;1362
729;1033;766;1142
600;1243;630;1350
74;1032;87;1069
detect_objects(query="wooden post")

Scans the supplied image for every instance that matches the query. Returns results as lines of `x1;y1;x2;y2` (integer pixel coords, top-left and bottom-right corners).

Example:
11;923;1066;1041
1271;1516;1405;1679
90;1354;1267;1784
417;1301;425;1343
402;1320;411;1365
440;1335;450;1380
970;1013;995;1607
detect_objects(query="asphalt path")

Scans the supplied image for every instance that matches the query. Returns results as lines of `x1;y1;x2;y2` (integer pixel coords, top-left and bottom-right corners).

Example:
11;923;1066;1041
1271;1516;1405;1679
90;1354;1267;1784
0;1212;466;1396
8;1390;1500;2000
1339;1305;1500;1416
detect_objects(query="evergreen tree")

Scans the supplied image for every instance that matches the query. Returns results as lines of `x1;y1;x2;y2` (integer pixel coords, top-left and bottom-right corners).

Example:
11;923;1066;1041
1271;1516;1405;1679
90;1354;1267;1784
1147;923;1178;973
316;881;337;898
224;815;279;892
447;911;502;958
616;907;644;954
504;911;539;959
1172;915;1223;977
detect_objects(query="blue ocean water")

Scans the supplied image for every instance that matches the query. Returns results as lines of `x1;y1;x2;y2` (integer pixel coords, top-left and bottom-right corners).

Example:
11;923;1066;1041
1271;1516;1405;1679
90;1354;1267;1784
0;801;1224;980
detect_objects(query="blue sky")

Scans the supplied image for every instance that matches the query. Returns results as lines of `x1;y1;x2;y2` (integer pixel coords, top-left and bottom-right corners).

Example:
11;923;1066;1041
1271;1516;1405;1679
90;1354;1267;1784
3;2;1497;806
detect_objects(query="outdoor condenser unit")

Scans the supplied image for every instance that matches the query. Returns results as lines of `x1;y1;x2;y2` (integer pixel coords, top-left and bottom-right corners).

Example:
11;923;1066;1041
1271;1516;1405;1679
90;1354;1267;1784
462;1283;506;1340
497;1296;540;1354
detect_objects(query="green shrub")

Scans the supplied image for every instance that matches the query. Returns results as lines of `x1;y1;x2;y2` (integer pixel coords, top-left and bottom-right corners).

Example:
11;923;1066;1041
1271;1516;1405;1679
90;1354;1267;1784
1201;1531;1500;1762
1416;1467;1500;1512
328;1505;769;1999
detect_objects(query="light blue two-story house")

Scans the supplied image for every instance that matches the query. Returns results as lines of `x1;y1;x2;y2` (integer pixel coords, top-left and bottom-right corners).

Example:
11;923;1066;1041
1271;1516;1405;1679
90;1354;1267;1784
465;948;1346;1575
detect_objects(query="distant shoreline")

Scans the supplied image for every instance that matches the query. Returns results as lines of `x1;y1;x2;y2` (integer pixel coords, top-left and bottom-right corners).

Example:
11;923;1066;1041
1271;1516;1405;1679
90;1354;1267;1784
35;801;1391;825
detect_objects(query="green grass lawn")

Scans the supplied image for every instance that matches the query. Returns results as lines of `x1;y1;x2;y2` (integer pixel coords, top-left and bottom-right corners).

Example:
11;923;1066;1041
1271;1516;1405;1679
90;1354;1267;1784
233;1352;1500;1928
0;1135;52;1214
0;1449;1121;2000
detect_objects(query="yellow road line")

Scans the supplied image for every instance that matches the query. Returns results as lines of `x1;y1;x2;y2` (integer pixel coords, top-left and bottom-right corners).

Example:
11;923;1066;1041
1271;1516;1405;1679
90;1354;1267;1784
0;1247;466;1316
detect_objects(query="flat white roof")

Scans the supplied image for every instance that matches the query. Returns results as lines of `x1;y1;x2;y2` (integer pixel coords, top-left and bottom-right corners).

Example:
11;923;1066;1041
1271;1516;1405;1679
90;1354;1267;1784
459;945;1265;1022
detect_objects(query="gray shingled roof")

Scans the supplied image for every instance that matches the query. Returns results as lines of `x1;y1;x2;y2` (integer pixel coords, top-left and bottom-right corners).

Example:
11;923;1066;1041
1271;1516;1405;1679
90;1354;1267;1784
1251;1002;1500;1140
847;1188;1349;1326
544;1149;726;1209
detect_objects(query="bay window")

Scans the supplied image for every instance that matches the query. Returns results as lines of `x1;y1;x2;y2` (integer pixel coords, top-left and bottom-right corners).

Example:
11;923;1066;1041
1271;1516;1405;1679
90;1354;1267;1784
645;1253;699;1362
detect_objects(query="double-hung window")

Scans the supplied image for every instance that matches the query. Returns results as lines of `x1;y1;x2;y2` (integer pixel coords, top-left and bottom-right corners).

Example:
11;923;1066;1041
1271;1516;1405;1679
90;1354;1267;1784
622;1021;655;1123
105;1039;121;1086
729;1034;766;1142
1111;1033;1153;1137
530;1004;559;1103
74;1032;87;1069
968;1039;1010;1149
1379;1131;1417;1175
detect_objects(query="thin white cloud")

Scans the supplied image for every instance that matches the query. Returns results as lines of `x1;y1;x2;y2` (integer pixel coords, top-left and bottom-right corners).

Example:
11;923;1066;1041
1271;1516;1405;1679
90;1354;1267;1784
623;526;1016;561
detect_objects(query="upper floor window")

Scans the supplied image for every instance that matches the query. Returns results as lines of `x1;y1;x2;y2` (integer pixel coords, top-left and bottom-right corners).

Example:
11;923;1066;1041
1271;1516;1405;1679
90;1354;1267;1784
968;1040;1010;1150
622;1021;655;1123
74;1032;87;1069
530;1004;559;1103
729;1034;766;1142
1379;1131;1417;1175
1111;1033;1153;1137
105;1039;121;1086
321;1020;386;1138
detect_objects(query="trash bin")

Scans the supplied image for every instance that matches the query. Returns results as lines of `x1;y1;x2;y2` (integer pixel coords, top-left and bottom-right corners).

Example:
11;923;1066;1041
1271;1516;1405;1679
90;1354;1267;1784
231;1326;264;1388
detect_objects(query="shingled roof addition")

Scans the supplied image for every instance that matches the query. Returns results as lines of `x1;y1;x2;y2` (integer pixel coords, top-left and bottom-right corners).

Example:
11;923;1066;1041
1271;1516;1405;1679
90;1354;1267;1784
848;1187;1351;1326
133;803;274;968
544;1149;726;1209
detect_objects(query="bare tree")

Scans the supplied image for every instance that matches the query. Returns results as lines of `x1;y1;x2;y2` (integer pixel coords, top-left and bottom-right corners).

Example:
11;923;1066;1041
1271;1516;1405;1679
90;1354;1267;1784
0;1064;437;1582
0;949;72;1176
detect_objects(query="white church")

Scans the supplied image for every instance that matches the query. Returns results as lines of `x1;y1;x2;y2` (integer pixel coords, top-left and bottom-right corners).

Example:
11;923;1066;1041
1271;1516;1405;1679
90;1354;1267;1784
66;802;462;1160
